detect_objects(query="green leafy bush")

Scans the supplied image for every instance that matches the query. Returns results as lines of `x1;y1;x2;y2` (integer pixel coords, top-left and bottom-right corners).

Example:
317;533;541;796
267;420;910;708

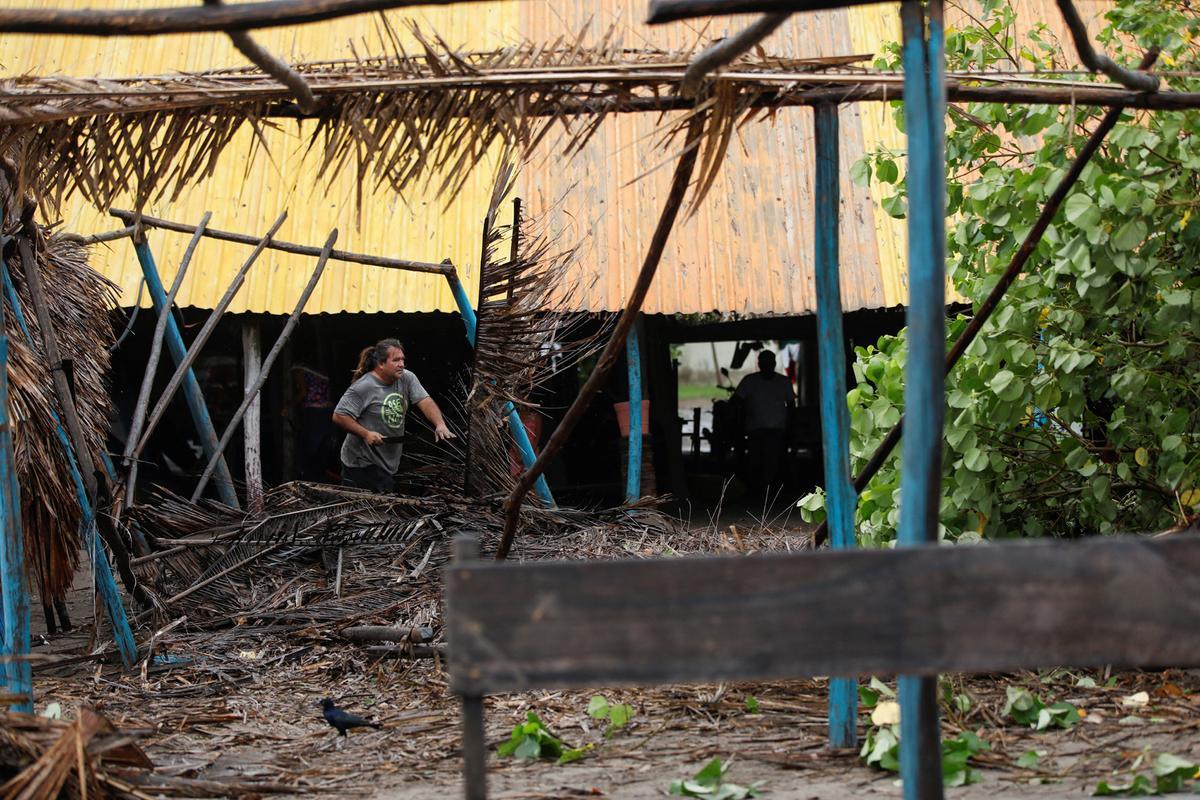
800;0;1200;543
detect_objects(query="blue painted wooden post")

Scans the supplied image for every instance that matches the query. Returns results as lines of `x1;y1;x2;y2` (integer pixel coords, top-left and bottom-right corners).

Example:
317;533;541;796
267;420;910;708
898;0;947;797
0;337;33;711
133;239;239;508
813;103;858;749
625;325;643;503
446;272;556;507
1;262;139;668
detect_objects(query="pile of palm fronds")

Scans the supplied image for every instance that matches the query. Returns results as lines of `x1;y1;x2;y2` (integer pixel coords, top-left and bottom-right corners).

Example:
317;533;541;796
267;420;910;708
1;214;119;617
0;21;868;211
128;481;679;622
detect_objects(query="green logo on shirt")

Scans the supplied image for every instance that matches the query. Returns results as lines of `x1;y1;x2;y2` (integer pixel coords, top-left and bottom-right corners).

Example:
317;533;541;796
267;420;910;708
382;393;408;429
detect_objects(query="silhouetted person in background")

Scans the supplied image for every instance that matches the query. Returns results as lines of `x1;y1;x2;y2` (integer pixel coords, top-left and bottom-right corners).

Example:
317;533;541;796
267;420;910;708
734;350;795;502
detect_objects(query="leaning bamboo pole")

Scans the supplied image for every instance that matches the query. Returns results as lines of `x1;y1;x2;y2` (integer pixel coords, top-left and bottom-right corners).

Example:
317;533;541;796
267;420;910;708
123;213;211;510
190;230;337;501
131;212;286;466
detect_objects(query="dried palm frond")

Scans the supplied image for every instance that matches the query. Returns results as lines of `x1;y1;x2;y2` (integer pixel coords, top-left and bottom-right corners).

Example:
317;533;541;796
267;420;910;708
0;22;869;212
1;222;118;607
463;159;607;497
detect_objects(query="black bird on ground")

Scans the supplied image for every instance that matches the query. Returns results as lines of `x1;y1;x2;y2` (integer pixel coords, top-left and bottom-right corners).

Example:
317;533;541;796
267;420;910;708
321;698;383;736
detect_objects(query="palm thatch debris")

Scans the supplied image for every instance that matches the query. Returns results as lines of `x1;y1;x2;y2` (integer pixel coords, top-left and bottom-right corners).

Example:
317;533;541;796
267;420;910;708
461;159;604;498
0;209;120;622
126;481;682;625
0;706;296;799
0;21;871;211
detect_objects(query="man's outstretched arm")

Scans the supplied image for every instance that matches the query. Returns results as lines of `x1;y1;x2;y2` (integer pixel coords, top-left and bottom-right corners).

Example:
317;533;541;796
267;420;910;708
416;397;456;442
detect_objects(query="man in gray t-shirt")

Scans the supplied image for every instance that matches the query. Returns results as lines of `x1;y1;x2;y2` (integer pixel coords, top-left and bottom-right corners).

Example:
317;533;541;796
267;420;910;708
332;339;455;493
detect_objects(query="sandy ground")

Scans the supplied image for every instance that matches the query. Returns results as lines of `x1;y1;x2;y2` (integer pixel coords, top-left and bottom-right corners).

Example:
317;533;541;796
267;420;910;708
24;532;1200;799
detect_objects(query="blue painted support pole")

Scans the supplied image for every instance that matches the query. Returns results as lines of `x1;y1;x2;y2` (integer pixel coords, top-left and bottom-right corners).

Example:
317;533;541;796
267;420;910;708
133;239;239;508
813;103;858;749
898;1;947;798
625;325;643;503
0;338;32;710
1;263;138;668
446;272;555;507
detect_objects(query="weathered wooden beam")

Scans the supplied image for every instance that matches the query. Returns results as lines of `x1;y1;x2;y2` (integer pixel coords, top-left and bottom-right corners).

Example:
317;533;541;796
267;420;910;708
242;319;265;515
0;0;521;36
343;625;433;644
447;535;1200;695
110;209;452;276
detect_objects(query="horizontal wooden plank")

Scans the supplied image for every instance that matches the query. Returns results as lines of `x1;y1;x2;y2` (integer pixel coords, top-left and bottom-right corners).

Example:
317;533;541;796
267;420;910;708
447;535;1200;694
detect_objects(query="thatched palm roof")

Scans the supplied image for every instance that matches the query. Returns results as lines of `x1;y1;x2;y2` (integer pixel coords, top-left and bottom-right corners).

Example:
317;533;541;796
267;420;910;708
0;24;874;212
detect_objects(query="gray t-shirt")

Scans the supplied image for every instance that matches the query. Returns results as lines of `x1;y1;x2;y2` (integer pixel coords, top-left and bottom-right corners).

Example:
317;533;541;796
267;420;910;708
335;371;430;473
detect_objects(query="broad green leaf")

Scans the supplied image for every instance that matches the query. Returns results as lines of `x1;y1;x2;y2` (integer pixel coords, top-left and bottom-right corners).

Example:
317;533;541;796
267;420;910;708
1017;750;1041;769
1064;193;1100;230
1112;218;1147;251
587;695;609;719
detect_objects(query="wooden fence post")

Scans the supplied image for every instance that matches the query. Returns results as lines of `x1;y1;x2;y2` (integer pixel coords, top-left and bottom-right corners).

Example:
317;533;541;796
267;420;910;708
452;534;487;800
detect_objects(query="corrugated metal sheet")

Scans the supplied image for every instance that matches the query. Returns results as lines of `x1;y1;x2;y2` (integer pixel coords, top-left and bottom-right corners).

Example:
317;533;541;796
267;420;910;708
0;0;1106;315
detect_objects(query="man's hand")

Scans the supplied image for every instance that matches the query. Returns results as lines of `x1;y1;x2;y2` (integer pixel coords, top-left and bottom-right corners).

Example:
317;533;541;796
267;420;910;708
361;430;384;446
433;425;456;442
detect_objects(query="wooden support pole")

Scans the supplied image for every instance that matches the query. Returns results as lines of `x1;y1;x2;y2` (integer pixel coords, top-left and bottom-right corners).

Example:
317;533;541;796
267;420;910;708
131;237;239;507
897;1;946;797
190;230;337;502
111;209;452;276
451;534;487;800
132;212;286;473
242;319;264;515
0;261;138;667
625;322;643;503
124;213;210;509
0;337;32;711
813;103;857;750
496;109;708;560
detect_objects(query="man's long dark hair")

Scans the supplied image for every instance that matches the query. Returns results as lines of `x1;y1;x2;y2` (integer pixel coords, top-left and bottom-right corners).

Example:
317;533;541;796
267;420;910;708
353;338;404;381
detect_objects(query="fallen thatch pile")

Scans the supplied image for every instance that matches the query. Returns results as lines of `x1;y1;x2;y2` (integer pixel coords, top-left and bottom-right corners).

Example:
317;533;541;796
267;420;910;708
1;217;119;614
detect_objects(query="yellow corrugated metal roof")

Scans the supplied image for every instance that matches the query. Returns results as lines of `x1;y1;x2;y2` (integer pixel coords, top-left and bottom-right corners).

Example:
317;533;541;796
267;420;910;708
1;0;1103;315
